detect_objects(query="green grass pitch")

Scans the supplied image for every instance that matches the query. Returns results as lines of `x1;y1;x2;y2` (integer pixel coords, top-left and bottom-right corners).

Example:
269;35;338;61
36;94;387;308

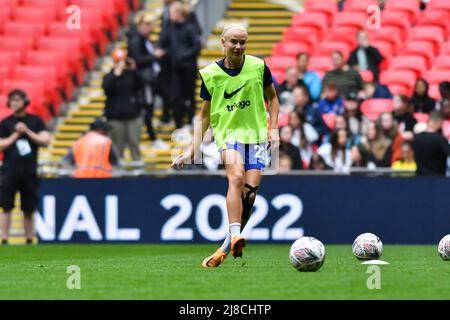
0;244;449;299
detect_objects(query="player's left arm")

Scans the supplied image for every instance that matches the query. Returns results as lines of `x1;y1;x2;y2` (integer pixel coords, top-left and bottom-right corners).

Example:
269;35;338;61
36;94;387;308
264;84;280;148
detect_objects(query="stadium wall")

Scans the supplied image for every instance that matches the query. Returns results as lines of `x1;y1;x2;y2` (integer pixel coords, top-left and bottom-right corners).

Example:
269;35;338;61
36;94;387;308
36;177;450;244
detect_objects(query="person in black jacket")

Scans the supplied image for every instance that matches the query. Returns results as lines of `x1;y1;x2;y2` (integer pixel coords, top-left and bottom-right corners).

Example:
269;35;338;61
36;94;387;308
158;1;201;129
348;30;384;82
410;78;436;114
102;48;143;161
413;110;450;176
127;12;163;141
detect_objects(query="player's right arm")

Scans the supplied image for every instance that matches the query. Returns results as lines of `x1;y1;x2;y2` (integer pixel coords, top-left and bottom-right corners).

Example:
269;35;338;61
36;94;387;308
171;100;211;170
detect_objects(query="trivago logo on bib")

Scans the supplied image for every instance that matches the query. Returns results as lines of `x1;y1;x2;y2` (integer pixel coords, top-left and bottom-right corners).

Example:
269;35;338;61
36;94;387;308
226;100;251;111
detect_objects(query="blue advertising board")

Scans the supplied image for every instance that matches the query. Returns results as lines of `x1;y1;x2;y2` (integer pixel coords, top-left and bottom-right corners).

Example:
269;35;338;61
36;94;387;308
36;176;450;244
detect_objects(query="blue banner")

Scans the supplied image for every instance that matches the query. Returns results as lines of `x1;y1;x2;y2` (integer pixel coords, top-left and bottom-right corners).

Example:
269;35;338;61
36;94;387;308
36;176;450;244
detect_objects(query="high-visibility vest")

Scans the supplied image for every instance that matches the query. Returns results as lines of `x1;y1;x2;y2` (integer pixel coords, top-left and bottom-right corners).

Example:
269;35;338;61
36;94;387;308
73;131;113;178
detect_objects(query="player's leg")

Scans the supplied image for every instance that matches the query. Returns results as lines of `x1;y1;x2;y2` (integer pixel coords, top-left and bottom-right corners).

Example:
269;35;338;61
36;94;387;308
20;173;39;244
0;172;18;244
241;169;263;231
202;148;246;267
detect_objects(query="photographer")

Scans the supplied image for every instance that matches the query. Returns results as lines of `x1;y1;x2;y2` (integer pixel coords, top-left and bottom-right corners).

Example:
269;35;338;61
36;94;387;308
102;48;143;161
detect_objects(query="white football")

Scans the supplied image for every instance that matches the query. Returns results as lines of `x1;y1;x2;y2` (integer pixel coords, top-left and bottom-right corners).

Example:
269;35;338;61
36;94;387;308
289;236;326;272
438;234;450;261
352;233;383;260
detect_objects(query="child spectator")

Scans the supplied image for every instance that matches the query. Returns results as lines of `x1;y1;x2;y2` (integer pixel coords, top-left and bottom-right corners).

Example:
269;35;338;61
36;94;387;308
318;81;344;115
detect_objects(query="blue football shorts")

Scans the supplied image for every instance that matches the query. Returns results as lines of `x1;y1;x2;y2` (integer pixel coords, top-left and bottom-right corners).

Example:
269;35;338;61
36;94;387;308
219;141;267;171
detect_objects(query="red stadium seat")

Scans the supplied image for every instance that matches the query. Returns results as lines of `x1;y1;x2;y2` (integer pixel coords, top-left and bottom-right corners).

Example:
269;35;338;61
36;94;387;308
282;27;319;49
71;2;119;39
322;113;336;129
22;0;69;20
0;36;34;60
380;70;416;95
0;0;20;10
443;121;450;140
0;94;12;122
271;70;286;84
370;40;393;70
359;70;374;83
24;51;73;99
48;22;96;69
427;0;450;13
380;11;411;40
0;9;12;34
13;66;61;110
304;0;338;25
432;56;450;71
423;71;449;85
442;42;450;55
414;113;429;123
416;10;450;38
278;113;290;127
0;67;11;93
307;55;334;74
333;12;367;31
38;37;84;83
272;41;311;57
428;84;441;100
12;7;57;26
323;27;358;48
4;22;47;47
0;51;21;72
408;26;445;55
361;99;394;120
384;0;420;23
315;41;351;61
389;55;427;78
265;56;297;73
369;27;402;52
292;12;329;39
73;9;110;52
344;0;379;12
399;41;435;68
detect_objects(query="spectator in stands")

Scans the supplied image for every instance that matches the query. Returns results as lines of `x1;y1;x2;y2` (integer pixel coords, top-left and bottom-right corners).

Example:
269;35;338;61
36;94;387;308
276;66;302;114
310;153;329;171
279;125;303;170
436;81;450;110
65;118;119;178
348;30;384;82
377;111;404;163
318;81;344;115
279;151;293;173
356;121;392;168
358;81;392;100
292;86;328;136
343;92;369;139
334;113;360;146
103;48;143;161
410;78;436;114
159;1;202;123
391;141;417;172
317;128;353;173
413;111;450;176
289;110;318;168
323;50;363;97
159;1;202;129
392;94;417;134
296;52;322;101
127;12;161;141
0;89;51;245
